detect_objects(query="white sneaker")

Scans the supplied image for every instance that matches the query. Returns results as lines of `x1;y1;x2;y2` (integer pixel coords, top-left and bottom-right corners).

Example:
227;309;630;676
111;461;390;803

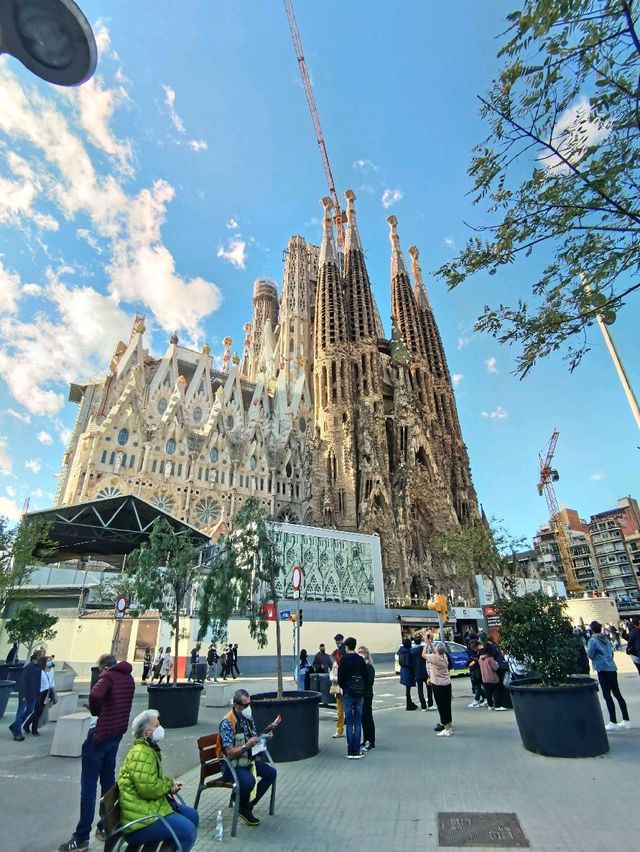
478;700;488;707
332;732;344;738
427;705;437;711
605;721;619;731
493;707;508;712
617;720;632;730
467;701;480;708
436;729;452;737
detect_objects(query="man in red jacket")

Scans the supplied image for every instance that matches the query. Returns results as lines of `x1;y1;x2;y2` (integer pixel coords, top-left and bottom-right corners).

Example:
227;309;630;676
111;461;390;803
58;653;135;851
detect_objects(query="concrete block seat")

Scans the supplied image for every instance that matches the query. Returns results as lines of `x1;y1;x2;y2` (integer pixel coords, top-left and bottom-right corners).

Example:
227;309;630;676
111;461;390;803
50;712;93;757
205;683;233;708
48;691;79;722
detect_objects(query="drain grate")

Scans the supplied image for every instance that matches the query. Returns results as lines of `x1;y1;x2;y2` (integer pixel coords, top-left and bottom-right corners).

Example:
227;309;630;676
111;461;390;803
438;812;529;848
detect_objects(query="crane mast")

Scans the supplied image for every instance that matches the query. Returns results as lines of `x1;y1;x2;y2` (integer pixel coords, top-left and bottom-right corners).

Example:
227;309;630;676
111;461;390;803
537;429;582;594
283;0;344;245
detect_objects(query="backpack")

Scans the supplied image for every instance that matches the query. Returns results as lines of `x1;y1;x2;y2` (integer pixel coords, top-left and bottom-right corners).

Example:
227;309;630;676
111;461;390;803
347;674;365;696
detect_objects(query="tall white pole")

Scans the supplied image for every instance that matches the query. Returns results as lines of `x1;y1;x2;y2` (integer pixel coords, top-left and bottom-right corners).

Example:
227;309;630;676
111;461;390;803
594;313;640;430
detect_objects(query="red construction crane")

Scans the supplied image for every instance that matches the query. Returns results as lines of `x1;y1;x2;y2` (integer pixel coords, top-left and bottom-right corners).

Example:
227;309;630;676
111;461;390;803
537;429;582;594
283;0;344;245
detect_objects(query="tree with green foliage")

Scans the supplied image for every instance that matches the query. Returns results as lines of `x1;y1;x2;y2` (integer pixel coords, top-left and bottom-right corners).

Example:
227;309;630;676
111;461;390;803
437;1;640;376
435;517;527;602
198;497;286;697
0;515;58;611
497;591;580;684
5;603;58;657
125;517;202;686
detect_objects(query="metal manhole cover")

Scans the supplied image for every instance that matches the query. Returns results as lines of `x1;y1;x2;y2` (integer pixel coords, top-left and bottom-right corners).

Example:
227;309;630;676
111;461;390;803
438;812;529;848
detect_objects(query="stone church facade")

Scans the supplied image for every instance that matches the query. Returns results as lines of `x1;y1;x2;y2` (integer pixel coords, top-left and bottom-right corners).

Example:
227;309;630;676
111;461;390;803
55;192;478;596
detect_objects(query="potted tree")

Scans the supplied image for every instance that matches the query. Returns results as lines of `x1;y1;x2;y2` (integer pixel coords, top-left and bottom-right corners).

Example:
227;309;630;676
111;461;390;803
199;497;321;761
2;603;58;705
125;517;204;728
498;591;608;758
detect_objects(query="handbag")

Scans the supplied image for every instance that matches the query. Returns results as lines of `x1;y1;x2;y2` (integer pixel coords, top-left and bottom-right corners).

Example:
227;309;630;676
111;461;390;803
329;682;342;695
48;687;58;706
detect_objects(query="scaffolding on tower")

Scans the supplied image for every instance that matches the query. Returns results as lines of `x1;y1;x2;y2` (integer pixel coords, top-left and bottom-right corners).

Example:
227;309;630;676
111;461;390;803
537;429;582;595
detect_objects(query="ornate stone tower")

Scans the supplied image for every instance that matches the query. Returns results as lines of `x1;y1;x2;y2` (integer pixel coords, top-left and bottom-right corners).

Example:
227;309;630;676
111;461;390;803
312;197;357;528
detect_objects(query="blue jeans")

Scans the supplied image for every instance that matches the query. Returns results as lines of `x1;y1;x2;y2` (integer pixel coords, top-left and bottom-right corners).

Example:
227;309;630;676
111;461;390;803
9;697;37;736
75;731;122;843
343;693;363;755
222;760;277;810
126;804;199;852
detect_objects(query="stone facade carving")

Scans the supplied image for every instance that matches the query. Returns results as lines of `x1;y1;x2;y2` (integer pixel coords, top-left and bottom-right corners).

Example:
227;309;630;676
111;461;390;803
55;192;478;595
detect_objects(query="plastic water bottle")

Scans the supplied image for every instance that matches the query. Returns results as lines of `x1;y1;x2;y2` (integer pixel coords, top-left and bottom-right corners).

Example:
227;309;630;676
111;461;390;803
215;809;224;842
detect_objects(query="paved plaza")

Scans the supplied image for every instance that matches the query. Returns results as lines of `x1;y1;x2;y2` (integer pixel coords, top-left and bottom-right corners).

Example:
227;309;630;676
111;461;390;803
1;657;638;852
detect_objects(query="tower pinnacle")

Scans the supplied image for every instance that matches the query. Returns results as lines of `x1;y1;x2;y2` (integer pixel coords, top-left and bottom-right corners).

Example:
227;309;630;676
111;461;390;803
408;245;431;310
344;189;362;252
387;215;407;277
319;196;337;267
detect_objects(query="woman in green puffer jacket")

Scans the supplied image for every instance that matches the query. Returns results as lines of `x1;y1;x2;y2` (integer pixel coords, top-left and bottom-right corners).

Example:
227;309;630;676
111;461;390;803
117;709;199;851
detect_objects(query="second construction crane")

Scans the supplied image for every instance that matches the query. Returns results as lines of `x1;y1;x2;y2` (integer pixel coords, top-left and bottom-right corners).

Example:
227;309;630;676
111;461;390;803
283;0;344;245
537;429;582;594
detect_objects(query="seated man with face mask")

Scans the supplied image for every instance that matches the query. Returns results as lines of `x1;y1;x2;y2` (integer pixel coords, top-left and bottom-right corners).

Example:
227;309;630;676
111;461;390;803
217;688;278;827
117;709;199;851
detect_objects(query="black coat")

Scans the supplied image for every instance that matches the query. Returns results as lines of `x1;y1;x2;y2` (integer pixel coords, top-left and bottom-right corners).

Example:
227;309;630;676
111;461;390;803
410;644;427;680
19;662;42;703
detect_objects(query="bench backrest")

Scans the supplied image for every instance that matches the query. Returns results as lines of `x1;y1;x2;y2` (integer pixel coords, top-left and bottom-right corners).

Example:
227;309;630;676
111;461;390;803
196;732;226;785
100;784;121;852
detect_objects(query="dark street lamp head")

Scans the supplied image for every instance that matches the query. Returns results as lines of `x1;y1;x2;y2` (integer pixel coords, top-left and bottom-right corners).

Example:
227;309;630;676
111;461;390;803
0;0;97;86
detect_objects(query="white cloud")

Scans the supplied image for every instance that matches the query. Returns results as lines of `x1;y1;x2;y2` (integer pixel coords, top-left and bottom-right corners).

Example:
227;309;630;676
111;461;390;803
226;217;239;230
353;158;379;172
457;335;470;350
381;188;403;209
36;431;53;445
30;487;44;498
484;357;498;374
71;69;133;175
452;373;463;387
54;419;72;446
444;236;457;249
0;437;12;475
25;458;41;473
589;471;605;481
3;408;31;425
217;239;247;270
480;406;508;420
0;152;59;233
187;140;208;152
543;97;609;171
22;283;43;296
0;259;22;314
6;484;16;497
162;84;185;133
0;496;21;521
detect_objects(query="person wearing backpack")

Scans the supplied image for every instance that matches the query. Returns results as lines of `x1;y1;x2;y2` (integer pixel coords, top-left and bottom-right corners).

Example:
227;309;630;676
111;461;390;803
337;637;368;759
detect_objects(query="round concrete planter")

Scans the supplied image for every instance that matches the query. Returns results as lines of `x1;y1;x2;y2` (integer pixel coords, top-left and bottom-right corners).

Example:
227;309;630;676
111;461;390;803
251;690;321;762
0;681;15;719
509;676;609;758
147;683;203;728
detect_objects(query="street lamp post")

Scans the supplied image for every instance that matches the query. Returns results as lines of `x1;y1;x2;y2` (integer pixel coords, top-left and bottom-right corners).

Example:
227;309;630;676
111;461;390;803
0;0;96;86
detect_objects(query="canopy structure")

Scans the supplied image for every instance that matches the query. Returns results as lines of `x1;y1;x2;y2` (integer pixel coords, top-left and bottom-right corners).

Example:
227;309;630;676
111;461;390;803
24;495;209;568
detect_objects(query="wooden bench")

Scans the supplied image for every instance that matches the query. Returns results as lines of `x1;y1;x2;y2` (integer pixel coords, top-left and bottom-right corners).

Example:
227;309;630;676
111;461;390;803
100;783;181;852
193;732;276;837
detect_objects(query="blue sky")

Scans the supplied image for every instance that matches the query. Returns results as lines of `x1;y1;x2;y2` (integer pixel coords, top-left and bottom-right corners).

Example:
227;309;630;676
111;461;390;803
0;1;637;544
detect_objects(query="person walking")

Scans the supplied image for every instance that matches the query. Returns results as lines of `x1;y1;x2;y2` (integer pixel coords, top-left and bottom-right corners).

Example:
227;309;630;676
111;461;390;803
231;643;241;678
312;643;332;673
587;621;631;731
423;642;454;736
28;655;52;735
5;642;19;665
338;637;368;759
150;647;164;682
478;646;506;710
158;647;172;685
467;640;487;707
141;648;153;683
329;649;345;740
206;643;219;681
358;645;376;751
398;638;417;710
57;653;135;851
625;616;640;677
187;647;198;681
410;634;431;710
297;649;312;692
8;652;42;741
220;648;229;680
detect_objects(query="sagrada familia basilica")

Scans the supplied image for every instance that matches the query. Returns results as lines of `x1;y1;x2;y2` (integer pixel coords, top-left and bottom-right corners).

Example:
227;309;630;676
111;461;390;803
55;191;479;596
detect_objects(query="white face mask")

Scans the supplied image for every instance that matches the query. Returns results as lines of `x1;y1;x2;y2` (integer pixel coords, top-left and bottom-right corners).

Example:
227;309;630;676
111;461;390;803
151;725;165;743
241;705;253;720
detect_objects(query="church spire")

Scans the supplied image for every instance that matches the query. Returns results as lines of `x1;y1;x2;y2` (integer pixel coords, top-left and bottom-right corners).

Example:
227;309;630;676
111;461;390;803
387;215;407;278
408;245;431;310
344;189;362;252
388;216;427;360
318;196;338;267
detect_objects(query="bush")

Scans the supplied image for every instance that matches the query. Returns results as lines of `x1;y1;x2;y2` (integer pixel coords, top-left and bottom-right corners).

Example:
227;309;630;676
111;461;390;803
497;591;580;685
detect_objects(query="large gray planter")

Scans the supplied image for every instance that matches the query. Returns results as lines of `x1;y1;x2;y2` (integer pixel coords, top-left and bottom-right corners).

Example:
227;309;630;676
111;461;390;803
0;681;15;718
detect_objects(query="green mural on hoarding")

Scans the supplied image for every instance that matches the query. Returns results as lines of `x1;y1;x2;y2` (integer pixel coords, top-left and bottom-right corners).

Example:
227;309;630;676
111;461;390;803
272;529;375;605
